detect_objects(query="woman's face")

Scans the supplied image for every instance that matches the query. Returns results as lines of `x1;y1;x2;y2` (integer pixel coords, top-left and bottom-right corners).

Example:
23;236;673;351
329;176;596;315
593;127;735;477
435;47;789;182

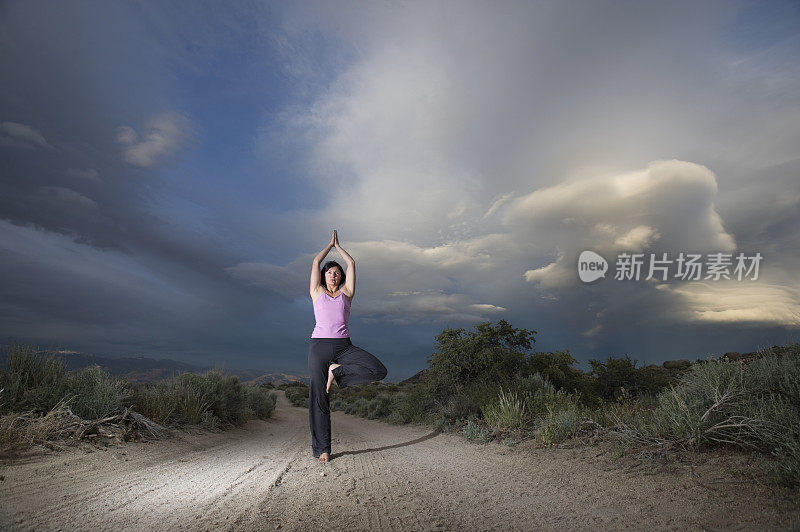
325;266;342;288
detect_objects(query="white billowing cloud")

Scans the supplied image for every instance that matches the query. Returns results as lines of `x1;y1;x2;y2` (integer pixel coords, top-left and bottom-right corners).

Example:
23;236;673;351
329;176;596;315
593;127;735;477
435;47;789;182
116;126;138;145
484;193;515;219
358;290;504;325
513;160;737;290
523;253;573;289
66;168;102;183
0;121;55;150
614;225;661;251
656;281;800;328
279;38;489;244
116;111;191;167
36;186;98;211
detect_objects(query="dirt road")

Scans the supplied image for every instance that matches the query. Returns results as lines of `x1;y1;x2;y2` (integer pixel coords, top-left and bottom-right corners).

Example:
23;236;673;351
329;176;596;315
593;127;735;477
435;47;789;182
1;393;797;530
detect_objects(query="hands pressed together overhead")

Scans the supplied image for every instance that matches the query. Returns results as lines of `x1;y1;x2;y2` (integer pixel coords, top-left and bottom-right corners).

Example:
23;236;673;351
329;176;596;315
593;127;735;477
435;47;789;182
329;229;339;249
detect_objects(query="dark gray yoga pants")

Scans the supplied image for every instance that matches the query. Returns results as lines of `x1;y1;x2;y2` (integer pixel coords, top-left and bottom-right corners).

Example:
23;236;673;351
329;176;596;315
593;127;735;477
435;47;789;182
308;337;388;457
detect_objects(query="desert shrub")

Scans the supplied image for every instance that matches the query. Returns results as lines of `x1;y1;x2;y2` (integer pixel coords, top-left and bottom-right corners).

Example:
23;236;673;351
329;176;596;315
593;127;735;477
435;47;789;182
350;398;370;417
133;380;179;424
524;373;580;421
246;385;277;419
276;380;308;389
763;440;800;490
284;384;309;408
524;350;591;399
481;388;526;431
538;403;583;445
330;397;346;411
462;419;491;443
343;384;381;401
745;345;800;408
615;348;800;488
173;370;249;424
64;365;124;419
648;362;746;444
425;320;536;404
590;355;638;401
440;392;478;423
644;361;798;449
366;395;393;419
590;355;673;401
518;372;555;397
390;387;434;423
340;395;393;420
528;388;577;419
200;411;220;431
0;344;69;414
433;416;452;433
385;411;405;424
514;373;585;444
588;394;657;429
0;398;74;448
176;375;212;424
199;370;248;424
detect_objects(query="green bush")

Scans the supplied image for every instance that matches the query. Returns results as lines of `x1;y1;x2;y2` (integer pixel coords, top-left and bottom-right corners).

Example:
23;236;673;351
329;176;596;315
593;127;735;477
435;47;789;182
133;380;179;424
0;343;69;414
590;355;638;400
284;384;309;408
519;372;555;397
462;419;491;443
385;411;406;425
173;370;246;424
538;403;583;445
246;385;277;419
746;345;800;409
590;355;673;401
425;320;536;404
389;387;434;423
525;350;588;396
616;347;800;488
201;411;220;431
203;370;248;424
440;392;478;422
481;388;526;431
177;375;212;424
367;395;393;419
65;365;124;419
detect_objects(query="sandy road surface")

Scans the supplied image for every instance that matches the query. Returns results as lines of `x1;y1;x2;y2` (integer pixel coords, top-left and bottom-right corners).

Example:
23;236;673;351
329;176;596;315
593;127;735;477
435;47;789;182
1;393;798;531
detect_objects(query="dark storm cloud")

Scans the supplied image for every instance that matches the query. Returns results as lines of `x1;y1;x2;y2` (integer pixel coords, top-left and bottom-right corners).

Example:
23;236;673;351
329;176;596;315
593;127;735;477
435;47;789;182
0;1;309;371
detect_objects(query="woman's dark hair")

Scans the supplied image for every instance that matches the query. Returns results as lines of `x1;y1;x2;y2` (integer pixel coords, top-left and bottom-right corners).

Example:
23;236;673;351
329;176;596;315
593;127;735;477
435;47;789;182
320;260;345;288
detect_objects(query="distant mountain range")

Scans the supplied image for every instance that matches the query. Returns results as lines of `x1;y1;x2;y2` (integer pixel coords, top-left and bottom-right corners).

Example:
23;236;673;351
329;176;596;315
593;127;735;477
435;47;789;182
0;347;309;385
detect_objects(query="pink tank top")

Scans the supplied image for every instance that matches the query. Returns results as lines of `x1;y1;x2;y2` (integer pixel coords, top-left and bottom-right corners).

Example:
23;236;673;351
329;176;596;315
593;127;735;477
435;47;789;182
311;292;351;338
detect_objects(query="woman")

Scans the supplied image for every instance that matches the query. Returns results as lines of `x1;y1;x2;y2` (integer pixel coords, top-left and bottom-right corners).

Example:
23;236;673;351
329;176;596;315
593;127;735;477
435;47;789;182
308;230;388;462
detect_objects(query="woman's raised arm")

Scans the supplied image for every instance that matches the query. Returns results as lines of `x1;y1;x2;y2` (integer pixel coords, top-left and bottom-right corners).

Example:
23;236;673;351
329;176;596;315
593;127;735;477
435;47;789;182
310;231;336;298
334;231;356;299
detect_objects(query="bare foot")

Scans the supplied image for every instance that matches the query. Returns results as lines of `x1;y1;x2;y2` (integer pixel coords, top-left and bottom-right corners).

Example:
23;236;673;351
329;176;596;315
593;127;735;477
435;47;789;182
317;452;330;462
326;363;341;393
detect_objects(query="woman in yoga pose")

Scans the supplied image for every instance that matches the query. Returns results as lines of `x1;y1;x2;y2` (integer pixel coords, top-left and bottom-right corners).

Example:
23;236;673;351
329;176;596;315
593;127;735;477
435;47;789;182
308;230;388;462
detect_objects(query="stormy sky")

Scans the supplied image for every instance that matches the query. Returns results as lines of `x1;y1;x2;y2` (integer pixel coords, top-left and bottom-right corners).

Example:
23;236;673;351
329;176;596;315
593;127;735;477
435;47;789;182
1;1;799;380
